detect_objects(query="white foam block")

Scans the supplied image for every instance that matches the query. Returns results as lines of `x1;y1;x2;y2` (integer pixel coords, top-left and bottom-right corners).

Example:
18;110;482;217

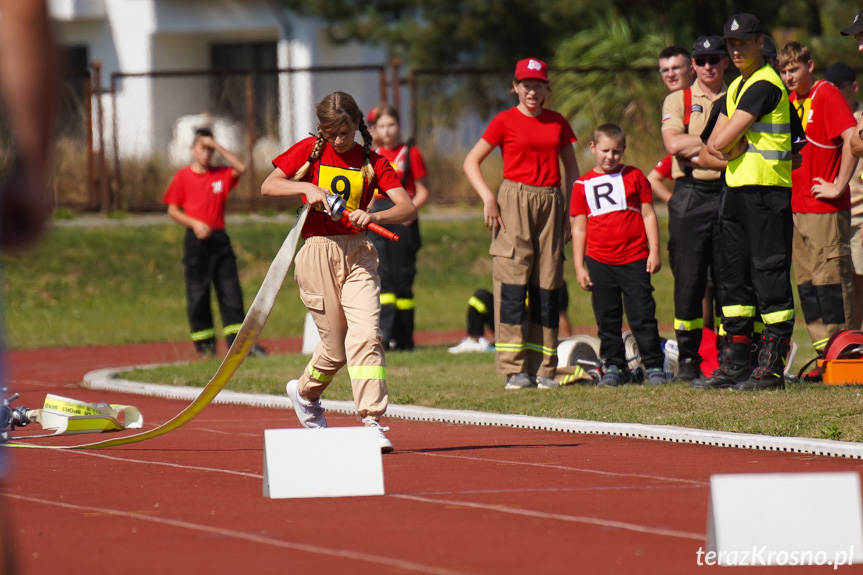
707;472;863;566
263;427;384;499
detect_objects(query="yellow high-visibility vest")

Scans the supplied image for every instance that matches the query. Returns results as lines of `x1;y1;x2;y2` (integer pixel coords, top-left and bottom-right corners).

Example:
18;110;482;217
725;64;792;188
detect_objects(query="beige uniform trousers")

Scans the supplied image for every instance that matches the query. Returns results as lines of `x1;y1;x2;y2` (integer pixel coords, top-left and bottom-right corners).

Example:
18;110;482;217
491;179;566;377
294;234;388;419
792;211;854;353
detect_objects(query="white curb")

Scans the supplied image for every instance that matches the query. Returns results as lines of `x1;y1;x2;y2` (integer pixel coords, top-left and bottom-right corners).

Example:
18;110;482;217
83;366;863;460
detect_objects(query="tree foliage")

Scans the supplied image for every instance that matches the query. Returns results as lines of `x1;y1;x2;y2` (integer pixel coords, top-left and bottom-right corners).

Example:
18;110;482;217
280;0;592;68
552;8;670;140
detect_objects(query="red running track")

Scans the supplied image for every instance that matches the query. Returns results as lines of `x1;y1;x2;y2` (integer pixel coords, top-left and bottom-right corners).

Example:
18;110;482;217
5;335;863;574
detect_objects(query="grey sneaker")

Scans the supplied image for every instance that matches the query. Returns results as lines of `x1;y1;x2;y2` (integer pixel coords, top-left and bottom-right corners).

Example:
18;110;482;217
362;417;394;453
286;379;327;429
504;373;535;390
646;367;668;385
598;365;622;387
536;375;559;390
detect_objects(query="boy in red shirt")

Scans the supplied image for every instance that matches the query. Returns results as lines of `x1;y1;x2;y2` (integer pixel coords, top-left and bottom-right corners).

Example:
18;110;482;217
162;128;266;358
778;42;857;375
571;124;666;386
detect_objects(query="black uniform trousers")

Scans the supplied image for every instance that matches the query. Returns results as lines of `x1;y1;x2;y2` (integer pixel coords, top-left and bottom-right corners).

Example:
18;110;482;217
183;229;246;349
667;177;723;364
369;197;421;350
717;185;795;339
585;256;664;370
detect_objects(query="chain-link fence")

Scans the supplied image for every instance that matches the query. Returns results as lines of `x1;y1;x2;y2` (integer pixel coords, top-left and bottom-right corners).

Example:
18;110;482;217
105;65;387;213
31;62;766;212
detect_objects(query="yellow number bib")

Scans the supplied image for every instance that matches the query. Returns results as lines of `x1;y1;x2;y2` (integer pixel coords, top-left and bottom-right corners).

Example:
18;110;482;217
317;164;364;213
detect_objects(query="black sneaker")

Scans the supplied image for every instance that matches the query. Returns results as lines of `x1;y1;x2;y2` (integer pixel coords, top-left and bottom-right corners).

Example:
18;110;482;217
598;365;623;387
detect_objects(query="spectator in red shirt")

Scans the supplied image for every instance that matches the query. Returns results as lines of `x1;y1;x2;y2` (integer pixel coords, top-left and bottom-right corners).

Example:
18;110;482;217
571;123;666;386
778;42;857;379
463;57;579;391
367;104;429;351
162;128;266;359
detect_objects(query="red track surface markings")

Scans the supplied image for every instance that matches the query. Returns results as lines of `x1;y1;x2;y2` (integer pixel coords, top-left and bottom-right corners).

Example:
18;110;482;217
5;339;863;574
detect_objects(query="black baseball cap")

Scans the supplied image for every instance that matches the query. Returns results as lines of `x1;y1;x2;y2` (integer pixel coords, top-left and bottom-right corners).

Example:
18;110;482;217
824;62;856;86
841;9;863;36
692;36;726;57
761;35;777;59
724;13;763;40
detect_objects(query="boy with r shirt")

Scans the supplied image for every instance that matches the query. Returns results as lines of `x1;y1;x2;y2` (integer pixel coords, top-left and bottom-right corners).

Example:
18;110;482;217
570;123;666;387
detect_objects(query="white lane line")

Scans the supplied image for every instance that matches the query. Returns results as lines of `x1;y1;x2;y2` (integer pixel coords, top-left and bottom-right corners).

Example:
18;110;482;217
8;494;472;575
60;450;264;479
391;494;704;541
406;451;704;485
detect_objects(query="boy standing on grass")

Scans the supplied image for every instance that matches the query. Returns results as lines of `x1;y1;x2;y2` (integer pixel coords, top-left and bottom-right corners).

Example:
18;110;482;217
162;128;267;359
570;124;666;386
778;42;857;380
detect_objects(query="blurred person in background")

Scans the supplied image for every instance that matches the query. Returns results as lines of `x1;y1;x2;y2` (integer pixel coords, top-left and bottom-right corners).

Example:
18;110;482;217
0;1;61;571
367;104;429;351
825;62;863;329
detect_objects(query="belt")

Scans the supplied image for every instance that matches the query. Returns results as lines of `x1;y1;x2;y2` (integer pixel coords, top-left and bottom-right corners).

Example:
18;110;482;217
677;176;724;191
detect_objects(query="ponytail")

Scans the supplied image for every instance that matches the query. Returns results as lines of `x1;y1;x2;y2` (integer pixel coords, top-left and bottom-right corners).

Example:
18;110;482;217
358;118;375;184
291;129;326;181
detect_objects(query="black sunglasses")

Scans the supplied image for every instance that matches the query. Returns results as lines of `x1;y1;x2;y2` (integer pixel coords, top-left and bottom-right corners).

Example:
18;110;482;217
694;55;722;66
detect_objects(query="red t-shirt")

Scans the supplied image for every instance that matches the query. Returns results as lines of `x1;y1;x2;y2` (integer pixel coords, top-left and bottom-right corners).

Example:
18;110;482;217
570;164;653;265
272;137;402;238
654;154;673;180
161;166;238;230
790;80;856;213
374;144;427;199
481;107;577;187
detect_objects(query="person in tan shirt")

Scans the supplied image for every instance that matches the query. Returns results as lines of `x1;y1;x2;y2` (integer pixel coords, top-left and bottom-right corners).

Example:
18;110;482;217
660;36;729;382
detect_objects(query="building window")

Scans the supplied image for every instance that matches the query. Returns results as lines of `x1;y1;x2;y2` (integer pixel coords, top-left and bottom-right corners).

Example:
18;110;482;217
210;42;278;138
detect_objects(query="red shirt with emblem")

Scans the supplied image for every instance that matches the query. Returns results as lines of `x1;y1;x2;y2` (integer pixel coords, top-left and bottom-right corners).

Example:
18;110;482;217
789;80;857;213
272;137;402;238
374;144;427;199
570;164;653;265
482;107;577;187
161;166;237;230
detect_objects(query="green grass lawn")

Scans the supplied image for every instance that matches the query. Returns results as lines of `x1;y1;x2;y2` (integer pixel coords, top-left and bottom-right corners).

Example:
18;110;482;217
121;345;863;442
6;207;863;442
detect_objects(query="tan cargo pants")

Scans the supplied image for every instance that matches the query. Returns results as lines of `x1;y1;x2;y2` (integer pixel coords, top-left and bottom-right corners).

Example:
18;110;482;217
294;233;388;419
491;179;566;377
792;211;854;353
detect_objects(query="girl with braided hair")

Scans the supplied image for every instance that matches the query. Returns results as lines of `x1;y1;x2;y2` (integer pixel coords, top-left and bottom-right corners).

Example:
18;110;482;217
262;91;415;452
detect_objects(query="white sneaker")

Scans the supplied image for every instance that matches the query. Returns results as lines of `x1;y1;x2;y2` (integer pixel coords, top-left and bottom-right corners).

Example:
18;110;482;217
286;379;327;429
448;336;491;354
362;417;394;453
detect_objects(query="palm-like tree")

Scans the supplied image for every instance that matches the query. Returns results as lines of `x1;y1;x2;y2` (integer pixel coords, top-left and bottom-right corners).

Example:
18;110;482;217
552;9;672;159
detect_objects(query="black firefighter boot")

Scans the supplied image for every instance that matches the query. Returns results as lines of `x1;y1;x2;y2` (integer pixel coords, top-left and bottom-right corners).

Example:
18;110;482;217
690;335;752;389
735;333;789;391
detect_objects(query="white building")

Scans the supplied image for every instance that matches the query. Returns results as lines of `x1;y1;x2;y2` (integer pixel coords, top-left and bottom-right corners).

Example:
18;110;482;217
48;0;388;162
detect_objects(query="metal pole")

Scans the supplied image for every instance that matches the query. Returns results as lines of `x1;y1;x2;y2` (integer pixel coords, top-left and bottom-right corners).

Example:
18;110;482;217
390;58;401;110
245;72;257;212
91;61;110;214
85;71;96;210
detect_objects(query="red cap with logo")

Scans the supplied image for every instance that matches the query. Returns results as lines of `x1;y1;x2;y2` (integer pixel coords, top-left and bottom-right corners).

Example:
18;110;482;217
514;58;548;82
